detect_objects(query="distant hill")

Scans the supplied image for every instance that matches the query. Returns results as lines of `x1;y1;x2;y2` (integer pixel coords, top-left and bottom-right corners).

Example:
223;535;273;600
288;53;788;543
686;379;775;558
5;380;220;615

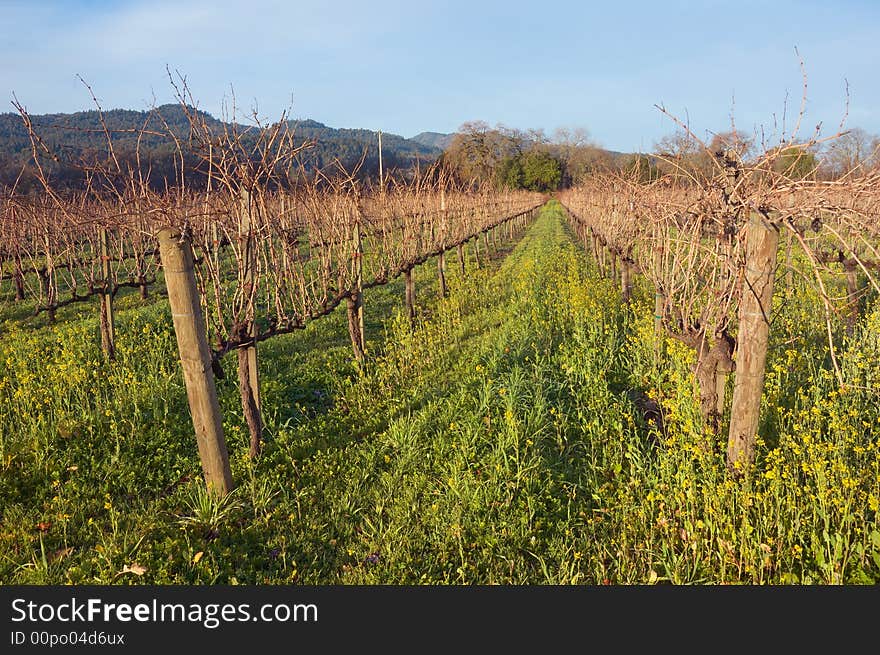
0;106;441;191
288;119;440;172
410;131;455;151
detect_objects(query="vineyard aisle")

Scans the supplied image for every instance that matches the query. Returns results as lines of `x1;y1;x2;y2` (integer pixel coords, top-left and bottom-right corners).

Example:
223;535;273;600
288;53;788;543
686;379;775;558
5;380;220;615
3;201;878;585
227;200;635;584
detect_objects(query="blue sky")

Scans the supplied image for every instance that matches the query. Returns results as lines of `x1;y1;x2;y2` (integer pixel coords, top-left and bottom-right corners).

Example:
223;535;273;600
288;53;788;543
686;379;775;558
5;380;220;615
1;0;878;152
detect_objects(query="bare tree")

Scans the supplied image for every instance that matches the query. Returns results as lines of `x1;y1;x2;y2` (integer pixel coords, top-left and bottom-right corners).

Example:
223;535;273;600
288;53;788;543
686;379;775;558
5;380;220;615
820;127;880;178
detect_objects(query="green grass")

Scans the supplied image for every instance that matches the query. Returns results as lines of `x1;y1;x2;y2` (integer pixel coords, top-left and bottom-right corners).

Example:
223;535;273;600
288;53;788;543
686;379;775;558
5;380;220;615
1;200;878;584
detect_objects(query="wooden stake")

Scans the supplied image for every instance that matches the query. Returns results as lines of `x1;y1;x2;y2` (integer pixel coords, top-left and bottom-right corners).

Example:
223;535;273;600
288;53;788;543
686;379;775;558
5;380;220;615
99;227;116;360
654;290;665;337
41;227;56;322
13;252;25;301
378;130;384;191
620;258;632;304
238;189;262;458
438;252;447;298
404;267;415;322
844;259;859;335
158;228;233;496
727;213;780;473
785;229;793;293
438;189;447;297
347;219;366;362
653;246;665;347
653;243;666;363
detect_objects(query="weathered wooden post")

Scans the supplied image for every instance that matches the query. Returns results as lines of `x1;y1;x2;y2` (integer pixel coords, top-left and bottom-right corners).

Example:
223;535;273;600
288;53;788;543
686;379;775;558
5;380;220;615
785;230;793;293
13;252;25;301
843;258;860;335
438;190;448;297
99;227;116;360
404;267;416;322
620;257;632;304
653;243;666;364
590;231;602;276
377;130;384;192
158;228;234;496
457;243;465;277
726;212;780;473
238;189;262;458
653;246;665;336
346;218;366;362
41;227;56;322
784;195;794;294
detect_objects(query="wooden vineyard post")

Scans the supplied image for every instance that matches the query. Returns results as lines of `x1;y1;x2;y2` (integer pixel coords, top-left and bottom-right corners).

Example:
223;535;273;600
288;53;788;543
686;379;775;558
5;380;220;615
784;195;794;294
785;230;793;294
347;219;366;363
653;246;665;362
620;257;632;304
654;287;665;358
136;204;150;301
438;190;447;297
457;243;465;277
404;267;416;323
378;130;384;192
473;236;482;269
844;258;860;335
13;251;25;301
41;226;56;322
238;189;263;458
99;227;116;360
158;228;233;496
726;213;780;473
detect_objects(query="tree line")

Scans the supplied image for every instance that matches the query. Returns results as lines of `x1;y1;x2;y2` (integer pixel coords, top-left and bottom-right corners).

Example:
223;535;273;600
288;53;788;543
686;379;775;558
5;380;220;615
438;120;880;192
